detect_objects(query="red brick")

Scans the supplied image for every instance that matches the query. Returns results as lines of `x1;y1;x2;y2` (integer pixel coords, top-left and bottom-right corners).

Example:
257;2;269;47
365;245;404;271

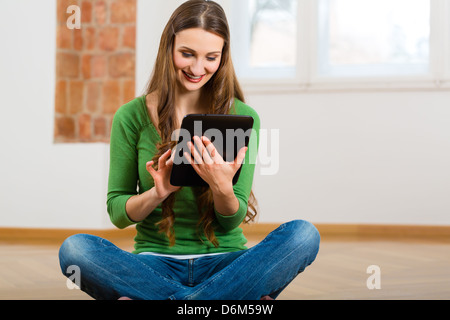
94;0;107;25
123;79;135;103
93;116;107;137
55;0;137;143
122;25;136;49
102;80;121;114
55;80;67;114
57;0;79;24
84;27;96;50
108;53;135;78
86;81;100;112
68;80;84;114
91;55;107;78
79;113;92;140
81;1;93;23
73;28;83;51
55;116;76;139
81;54;91;79
111;0;136;23
56;24;72;49
98;27;119;51
57;52;79;78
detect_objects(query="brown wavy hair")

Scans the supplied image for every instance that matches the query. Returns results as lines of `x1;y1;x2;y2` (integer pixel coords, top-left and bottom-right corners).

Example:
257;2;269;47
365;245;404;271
144;0;257;247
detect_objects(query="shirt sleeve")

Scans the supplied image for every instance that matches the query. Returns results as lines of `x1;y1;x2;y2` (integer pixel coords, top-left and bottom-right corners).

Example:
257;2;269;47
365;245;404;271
106;106;140;229
214;109;260;231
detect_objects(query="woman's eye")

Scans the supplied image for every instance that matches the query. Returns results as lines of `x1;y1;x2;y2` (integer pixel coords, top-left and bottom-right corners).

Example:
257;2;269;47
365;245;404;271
206;57;217;62
182;52;193;58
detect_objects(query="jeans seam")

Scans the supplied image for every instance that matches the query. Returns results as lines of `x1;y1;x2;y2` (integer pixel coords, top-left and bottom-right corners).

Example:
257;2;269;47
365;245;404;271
188;259;194;287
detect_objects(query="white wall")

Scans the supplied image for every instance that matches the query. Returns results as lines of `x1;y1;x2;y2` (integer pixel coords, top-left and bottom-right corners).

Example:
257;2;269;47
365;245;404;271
0;0;448;230
246;91;450;225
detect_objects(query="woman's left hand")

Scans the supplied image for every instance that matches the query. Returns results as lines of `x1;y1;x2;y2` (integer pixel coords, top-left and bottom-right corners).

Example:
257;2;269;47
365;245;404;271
184;136;247;191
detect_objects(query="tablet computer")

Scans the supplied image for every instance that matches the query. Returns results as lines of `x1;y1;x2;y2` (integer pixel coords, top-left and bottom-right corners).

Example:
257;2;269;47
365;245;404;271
170;114;254;187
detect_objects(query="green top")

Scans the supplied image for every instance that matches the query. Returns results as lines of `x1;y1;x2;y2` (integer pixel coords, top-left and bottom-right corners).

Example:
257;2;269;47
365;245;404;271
107;95;260;255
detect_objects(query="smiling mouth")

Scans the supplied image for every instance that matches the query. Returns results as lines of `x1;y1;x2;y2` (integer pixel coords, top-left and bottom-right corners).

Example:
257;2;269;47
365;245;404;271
182;71;205;83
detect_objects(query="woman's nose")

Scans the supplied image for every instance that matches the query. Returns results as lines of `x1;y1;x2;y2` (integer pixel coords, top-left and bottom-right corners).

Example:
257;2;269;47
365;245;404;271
190;59;205;75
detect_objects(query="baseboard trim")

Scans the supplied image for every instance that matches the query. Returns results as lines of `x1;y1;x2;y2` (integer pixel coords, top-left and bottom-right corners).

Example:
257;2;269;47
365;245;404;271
315;223;450;240
243;223;450;242
0;227;137;244
1;223;449;244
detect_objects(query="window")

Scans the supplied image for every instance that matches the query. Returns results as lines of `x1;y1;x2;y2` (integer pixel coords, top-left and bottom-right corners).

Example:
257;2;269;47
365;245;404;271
318;0;430;77
231;0;298;79
229;0;450;91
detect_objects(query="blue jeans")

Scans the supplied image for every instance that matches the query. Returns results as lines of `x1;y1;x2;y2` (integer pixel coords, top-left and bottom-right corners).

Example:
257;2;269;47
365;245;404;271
58;220;320;300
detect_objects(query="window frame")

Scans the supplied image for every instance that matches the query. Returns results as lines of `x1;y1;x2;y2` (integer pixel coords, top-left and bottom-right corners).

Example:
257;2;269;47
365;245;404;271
228;0;450;93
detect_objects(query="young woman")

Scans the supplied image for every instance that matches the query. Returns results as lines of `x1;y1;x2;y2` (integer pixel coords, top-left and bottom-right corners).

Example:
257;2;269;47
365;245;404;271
59;0;320;300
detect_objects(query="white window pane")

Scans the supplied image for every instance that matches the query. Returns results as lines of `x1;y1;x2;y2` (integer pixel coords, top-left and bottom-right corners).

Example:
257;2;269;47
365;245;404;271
319;0;430;77
249;0;297;69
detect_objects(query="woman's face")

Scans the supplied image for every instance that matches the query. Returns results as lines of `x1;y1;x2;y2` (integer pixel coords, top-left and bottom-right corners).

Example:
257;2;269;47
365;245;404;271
173;28;224;92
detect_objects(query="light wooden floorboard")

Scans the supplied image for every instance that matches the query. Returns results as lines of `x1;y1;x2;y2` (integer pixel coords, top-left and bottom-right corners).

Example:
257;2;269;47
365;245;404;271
0;237;449;300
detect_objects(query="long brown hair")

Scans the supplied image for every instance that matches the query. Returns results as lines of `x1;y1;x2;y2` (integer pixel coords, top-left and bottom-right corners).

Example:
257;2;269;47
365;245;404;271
145;0;257;247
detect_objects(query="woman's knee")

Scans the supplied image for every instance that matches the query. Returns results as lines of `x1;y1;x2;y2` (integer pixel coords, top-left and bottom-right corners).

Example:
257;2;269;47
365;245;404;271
282;220;321;256
58;234;100;273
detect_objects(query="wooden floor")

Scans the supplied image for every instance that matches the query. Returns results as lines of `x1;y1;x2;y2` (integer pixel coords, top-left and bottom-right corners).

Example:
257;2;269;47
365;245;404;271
0;236;449;300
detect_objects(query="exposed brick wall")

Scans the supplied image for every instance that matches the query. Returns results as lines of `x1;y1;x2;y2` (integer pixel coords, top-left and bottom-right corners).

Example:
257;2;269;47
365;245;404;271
55;0;136;143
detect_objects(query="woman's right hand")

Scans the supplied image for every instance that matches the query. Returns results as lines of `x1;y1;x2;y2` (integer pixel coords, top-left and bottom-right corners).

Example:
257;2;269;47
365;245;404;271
146;149;181;201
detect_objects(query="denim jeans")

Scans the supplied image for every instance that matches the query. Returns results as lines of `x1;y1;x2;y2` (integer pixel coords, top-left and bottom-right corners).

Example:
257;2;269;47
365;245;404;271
58;220;320;300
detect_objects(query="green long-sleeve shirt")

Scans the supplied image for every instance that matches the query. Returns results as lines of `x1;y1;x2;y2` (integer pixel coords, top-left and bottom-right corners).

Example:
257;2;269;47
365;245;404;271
107;95;260;255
